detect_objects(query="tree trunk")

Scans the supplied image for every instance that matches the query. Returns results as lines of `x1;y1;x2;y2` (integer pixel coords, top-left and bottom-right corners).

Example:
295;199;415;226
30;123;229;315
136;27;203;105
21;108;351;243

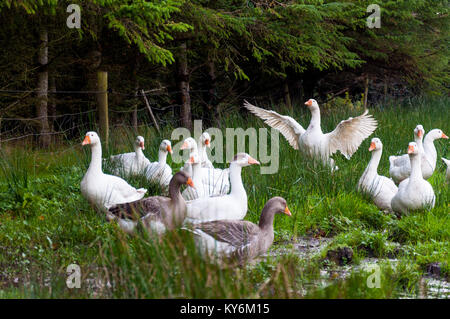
37;27;50;148
49;76;56;133
207;59;220;127
177;41;192;130
364;74;369;109
284;79;292;109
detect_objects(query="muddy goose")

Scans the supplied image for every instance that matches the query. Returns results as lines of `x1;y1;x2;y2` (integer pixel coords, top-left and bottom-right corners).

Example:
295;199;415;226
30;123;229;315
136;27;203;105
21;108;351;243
243;99;377;169
198;132;214;168
106;171;194;234
80;131;147;212
442;158;450;182
357;138;398;212
187;197;291;265
145;140;173;191
185;153;259;223
391;142;435;215
109;136;150;176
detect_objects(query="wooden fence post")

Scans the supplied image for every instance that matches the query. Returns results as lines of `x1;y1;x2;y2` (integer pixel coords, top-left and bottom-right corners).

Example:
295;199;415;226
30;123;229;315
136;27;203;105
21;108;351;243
97;71;109;146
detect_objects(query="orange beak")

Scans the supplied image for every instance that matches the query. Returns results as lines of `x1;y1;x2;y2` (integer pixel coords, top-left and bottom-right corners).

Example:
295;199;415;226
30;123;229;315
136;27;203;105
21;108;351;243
442;132;448;139
139;141;145;150
82;135;91;146
186;177;195;189
407;145;415;154
304;99;313;107
180;141;189;150
284;206;292;216
188;156;195;163
167;145;173;154
205;139;210;147
417;130;423;138
369;142;376;151
247;156;260;165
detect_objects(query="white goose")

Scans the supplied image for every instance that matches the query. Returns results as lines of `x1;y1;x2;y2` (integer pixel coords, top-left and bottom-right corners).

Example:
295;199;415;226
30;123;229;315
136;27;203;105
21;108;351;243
181;137;230;197
185;153;259;223
389;125;425;184
198;132;214;168
391;142;435;215
390;127;448;183
110;136;150;176
145;140;173;191
80;131;147;212
243;99;377;168
357;138;398;212
182;153;207;200
442;158;450;182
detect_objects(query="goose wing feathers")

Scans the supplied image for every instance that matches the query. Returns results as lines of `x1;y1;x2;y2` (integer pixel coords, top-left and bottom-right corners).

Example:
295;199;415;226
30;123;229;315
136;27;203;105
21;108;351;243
193;220;260;247
324;110;378;159
243;100;305;150
108;196;167;220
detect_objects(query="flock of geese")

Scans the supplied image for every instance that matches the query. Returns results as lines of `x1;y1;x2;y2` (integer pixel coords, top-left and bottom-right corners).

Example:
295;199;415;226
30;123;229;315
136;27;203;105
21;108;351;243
80;99;449;265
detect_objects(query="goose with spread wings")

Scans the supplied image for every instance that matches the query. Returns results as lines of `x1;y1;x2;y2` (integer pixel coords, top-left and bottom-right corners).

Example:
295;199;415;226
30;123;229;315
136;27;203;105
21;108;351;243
243;99;378;168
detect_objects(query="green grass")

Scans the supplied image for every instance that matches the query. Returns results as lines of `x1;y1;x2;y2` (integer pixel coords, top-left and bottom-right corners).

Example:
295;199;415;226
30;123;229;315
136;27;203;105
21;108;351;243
0;96;448;298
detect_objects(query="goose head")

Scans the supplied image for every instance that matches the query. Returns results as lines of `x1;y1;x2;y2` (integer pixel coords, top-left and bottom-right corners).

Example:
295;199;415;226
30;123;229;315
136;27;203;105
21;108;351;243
232;153;260;167
160;139;173;154
368;137;382;152
414;125;425;139
267;196;292;217
407;142;419;156
173;170;195;189
187;152;200;164
180;137;197;151
426;129;448;141
82;131;100;146
304;98;319;110
199;132;211;148
135;136;145;150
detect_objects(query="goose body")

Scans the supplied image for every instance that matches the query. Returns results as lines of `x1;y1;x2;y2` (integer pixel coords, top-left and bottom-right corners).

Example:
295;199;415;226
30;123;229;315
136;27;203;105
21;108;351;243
80;132;147;212
243;99;377;168
145;140;173;191
357;138;398;212
186;197;291;264
391;142;436;215
442;158;450;182
106;171;194;234
185;153;259;223
110;136;150;176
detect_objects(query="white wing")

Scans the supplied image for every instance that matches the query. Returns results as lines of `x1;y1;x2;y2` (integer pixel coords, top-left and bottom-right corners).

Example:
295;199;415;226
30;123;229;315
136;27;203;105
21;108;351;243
324;110;377;159
243;100;305;150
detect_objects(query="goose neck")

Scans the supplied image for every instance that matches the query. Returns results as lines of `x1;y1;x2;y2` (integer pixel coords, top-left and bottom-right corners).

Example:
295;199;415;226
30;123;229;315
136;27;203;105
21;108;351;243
423;135;437;163
258;209;276;232
158;150;168;165
366;149;382;174
87;143;102;173
308;108;321;131
409;153;422;181
229;163;244;195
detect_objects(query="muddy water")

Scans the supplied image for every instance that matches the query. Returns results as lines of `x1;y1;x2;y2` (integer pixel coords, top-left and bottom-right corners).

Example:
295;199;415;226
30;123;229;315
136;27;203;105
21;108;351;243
269;236;450;299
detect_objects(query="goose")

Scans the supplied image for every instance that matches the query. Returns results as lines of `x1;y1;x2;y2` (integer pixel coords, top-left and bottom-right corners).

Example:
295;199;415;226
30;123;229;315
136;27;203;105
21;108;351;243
357;138;398;212
421;129;448;178
145;140;173;191
389;125;425;184
391;142;436;215
109;136;150;176
442;158;450;182
182;154;207;200
106;171;194;234
80;131;147;212
198;132;214;168
390;127;448;182
243;99;377;169
186;197;291;265
181;137;230;196
185;153;259;223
